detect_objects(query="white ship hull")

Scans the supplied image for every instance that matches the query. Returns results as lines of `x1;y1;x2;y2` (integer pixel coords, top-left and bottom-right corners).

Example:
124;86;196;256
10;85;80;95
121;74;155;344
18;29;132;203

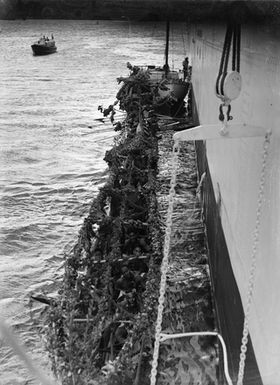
188;23;280;384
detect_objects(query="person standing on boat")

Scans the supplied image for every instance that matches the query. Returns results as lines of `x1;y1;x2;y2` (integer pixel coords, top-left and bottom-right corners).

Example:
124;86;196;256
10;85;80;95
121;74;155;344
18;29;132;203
182;56;189;80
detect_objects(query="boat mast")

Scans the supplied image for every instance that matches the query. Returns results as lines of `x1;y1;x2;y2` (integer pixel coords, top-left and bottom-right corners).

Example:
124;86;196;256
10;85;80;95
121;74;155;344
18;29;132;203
164;20;170;75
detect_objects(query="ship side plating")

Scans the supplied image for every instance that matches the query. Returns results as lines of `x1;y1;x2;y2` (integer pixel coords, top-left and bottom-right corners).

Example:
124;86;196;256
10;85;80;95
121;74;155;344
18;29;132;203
189;21;280;384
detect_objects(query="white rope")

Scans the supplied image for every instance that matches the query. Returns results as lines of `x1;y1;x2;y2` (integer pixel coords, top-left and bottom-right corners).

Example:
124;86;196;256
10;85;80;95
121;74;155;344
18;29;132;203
159;331;233;385
196;171;206;201
150;141;180;385
237;131;271;385
184;87;191;117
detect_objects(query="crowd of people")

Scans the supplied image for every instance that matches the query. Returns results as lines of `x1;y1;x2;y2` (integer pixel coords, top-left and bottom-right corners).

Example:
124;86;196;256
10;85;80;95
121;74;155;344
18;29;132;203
37;34;54;44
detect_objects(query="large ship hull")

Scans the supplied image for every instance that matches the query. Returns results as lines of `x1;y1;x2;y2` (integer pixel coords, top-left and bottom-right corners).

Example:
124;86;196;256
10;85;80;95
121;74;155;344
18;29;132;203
188;22;280;385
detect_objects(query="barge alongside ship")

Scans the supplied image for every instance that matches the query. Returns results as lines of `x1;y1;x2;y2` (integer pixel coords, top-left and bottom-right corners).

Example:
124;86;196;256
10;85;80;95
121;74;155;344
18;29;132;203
42;4;280;385
44;62;219;384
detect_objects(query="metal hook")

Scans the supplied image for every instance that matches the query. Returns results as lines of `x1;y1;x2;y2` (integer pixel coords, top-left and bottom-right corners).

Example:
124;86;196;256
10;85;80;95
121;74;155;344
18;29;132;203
219;104;225;122
219;104;233;136
226;104;233;121
219;103;233;123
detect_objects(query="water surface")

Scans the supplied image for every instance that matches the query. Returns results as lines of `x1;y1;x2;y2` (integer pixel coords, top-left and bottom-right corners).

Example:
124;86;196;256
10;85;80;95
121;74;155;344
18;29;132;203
0;19;188;384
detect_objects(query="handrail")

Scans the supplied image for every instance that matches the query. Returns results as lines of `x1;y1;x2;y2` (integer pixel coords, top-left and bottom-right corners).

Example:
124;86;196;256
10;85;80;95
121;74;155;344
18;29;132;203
159;331;233;385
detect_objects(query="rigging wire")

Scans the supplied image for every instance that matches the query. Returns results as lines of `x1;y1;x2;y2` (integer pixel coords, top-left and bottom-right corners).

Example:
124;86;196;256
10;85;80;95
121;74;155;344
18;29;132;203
216;22;242;123
170;22;175;70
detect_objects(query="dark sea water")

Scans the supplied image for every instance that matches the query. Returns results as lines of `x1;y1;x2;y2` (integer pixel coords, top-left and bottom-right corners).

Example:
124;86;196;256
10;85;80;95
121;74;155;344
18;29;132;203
0;19;188;384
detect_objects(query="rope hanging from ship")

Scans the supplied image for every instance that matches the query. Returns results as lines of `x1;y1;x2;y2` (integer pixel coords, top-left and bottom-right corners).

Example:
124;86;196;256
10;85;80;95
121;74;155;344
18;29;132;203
216;22;241;123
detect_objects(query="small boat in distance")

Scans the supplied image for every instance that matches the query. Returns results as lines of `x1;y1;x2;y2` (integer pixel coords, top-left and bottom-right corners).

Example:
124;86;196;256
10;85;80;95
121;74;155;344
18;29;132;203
31;35;57;56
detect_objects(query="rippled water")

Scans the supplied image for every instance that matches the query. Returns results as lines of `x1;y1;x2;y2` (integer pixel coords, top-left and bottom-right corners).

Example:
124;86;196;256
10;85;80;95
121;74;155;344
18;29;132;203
0;19;188;384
